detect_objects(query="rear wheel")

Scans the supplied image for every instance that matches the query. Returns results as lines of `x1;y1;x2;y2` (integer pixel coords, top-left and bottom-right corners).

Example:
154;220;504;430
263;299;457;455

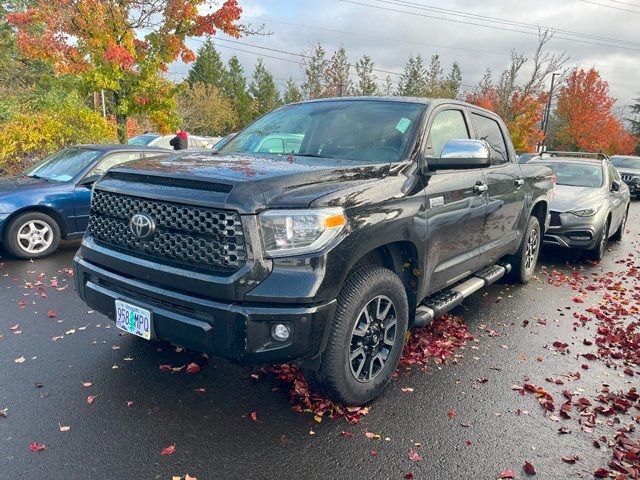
507;215;541;284
610;207;628;242
4;212;61;259
586;218;610;261
304;266;408;406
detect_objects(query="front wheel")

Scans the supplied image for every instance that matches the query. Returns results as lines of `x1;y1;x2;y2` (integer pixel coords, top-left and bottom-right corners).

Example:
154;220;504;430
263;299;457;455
4;212;61;259
507;215;541;284
305;266;408;406
586;218;610;261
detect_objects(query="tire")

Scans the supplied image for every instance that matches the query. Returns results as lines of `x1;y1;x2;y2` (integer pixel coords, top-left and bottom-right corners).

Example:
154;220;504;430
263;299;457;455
610;207;628;242
586;218;610;261
304;266;409;406
507;215;541;284
3;212;61;259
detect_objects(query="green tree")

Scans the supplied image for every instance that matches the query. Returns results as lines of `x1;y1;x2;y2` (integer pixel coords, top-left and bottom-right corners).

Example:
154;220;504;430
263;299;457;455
224;55;252;127
424;54;443;97
249;59;281;117
354;55;378;96
441;62;463;99
177;82;237;136
629;96;640;154
302;43;327;100
381;75;395;96
283;78;303;104
397;54;427;97
325;46;351;97
186;38;227;90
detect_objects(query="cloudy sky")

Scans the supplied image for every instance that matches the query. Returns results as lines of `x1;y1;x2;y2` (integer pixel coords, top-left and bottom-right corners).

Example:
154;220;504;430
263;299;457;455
176;0;639;108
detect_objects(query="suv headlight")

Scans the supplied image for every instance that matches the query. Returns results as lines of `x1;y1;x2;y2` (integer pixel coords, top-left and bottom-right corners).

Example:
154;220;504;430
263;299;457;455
259;208;347;258
569;205;601;217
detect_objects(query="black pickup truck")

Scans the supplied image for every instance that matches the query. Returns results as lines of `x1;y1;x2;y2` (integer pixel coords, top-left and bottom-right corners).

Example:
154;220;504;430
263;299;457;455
73;98;554;405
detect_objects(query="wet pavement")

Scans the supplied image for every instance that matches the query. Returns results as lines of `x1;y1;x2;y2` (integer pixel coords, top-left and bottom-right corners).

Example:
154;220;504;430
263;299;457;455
1;202;639;480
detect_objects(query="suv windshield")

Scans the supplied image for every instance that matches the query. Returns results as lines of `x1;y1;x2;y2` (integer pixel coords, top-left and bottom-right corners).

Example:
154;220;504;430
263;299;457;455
24;147;102;182
220;100;425;163
540;161;604;188
611;156;640;169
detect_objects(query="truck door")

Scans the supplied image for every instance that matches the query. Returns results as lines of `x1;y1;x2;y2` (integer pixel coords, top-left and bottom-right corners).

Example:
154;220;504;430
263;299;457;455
422;107;488;295
471;111;525;268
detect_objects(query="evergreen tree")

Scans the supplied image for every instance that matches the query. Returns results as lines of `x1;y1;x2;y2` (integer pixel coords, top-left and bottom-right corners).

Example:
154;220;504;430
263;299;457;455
186;38;227;89
441;62;463;99
223;55;252;127
381;76;395;96
396;54;427;97
628;95;640;154
302;44;327;100
424;54;443;97
354;55;378;96
283;78;303;104
325;46;352;97
249;59;281;117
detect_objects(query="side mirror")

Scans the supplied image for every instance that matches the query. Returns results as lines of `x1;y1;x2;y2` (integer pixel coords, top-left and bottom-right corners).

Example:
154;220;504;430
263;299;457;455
428;139;492;170
78;174;100;186
611;180;621;192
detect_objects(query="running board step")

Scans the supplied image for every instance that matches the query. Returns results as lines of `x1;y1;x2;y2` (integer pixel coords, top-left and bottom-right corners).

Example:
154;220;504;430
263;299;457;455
413;263;511;327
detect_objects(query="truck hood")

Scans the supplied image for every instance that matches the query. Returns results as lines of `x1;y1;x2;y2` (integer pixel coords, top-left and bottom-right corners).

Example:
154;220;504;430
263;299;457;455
101;153;387;213
551;184;603;212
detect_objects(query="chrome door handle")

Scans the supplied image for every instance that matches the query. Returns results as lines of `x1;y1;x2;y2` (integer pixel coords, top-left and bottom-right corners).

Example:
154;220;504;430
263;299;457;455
515;178;525;187
473;182;488;195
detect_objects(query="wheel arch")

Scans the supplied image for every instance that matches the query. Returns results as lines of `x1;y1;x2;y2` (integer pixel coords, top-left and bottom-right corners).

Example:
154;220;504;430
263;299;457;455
2;206;67;240
529;199;548;232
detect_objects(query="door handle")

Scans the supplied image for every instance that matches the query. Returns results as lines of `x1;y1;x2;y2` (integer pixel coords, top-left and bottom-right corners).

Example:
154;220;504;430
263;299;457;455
514;178;525;187
473;182;488;195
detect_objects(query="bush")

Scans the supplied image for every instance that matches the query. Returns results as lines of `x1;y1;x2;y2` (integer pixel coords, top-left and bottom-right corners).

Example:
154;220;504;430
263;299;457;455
0;105;116;175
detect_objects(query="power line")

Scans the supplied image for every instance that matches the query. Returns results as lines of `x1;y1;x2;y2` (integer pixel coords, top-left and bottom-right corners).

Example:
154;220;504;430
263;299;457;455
602;0;640;7
376;0;640;47
578;0;640;13
339;0;640;52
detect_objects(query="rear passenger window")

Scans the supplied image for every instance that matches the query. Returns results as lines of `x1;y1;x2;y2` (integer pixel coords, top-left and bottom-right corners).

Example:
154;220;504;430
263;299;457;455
472;113;509;165
428;110;470;157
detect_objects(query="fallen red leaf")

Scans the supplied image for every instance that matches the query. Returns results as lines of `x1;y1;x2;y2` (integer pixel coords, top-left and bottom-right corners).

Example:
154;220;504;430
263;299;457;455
86;395;98;405
447;409;457;419
499;469;516;479
408;449;422;462
593;468;609;478
159;364;172;372
524;461;536;475
249;411;258;422
186;362;201;375
160;444;175;456
29;442;46;452
46;309;57;318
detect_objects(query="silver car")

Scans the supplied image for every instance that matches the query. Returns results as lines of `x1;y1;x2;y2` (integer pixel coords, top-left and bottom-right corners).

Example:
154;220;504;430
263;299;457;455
530;153;630;260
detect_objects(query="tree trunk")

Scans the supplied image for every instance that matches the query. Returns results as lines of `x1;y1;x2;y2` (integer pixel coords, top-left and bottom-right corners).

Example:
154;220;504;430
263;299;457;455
113;91;128;144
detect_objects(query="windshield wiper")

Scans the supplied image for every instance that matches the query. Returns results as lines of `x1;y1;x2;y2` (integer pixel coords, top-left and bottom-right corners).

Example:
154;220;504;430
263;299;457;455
295;153;332;159
26;174;50;181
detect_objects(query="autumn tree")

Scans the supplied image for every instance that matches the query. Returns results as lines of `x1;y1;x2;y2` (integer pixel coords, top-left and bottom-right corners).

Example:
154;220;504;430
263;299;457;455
354;55;378;96
249;59;281;117
8;0;243;142
187;39;228;90
553;68;636;155
177;82;237;136
283;78;303;104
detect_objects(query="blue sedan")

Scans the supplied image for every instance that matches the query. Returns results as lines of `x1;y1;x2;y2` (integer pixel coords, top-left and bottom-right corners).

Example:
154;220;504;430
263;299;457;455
0;144;168;259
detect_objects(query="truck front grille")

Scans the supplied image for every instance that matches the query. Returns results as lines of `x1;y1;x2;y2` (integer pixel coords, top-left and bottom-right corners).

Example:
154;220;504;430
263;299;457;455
88;190;246;272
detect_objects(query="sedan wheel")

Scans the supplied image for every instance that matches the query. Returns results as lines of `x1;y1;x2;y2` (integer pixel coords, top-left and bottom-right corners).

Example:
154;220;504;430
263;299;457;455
17;220;54;255
4;212;61;259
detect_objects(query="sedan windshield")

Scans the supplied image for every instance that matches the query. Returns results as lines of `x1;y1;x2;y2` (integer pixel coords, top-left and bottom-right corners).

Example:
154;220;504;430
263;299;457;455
220;100;425;163
611;156;640;169
128;135;159;146
24;148;102;182
540;161;603;188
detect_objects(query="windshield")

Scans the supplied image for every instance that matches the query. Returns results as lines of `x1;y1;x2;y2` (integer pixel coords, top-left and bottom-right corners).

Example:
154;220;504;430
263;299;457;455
540;161;604;188
611;156;640;169
24;148;102;182
220;100;425;163
128;135;158;146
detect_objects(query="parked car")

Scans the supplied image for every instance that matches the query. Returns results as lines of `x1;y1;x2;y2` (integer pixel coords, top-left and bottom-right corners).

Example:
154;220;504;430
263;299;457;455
517;152;539;164
73;97;554;405
0;145;168;259
530;152;630;260
128;133;217;149
611;155;640;199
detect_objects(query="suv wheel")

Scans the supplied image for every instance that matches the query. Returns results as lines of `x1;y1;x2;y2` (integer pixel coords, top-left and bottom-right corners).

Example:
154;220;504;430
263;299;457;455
507;215;541;284
586;218;610;261
305;266;408;406
4;212;61;259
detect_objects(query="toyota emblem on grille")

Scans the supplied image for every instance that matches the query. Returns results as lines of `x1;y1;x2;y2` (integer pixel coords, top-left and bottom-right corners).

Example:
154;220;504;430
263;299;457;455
129;213;155;240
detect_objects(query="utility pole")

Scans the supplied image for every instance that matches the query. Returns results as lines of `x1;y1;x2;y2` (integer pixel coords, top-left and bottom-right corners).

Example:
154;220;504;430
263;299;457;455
540;72;561;152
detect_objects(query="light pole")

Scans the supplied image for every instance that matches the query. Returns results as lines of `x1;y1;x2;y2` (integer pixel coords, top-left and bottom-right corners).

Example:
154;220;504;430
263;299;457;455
540;72;561;152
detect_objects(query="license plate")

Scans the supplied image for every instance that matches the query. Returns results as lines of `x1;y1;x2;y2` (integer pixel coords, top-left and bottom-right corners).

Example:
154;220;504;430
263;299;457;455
115;300;152;340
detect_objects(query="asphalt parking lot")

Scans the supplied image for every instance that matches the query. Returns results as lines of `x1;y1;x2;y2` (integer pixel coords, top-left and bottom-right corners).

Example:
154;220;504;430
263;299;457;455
1;202;639;480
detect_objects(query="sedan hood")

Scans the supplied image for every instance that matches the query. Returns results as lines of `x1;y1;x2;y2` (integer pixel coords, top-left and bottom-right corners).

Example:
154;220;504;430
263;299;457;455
551;185;603;212
0;176;50;193
100;153;387;213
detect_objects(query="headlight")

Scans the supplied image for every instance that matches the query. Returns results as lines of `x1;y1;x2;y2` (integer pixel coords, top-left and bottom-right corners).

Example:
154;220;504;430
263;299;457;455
259;208;347;258
569;205;600;217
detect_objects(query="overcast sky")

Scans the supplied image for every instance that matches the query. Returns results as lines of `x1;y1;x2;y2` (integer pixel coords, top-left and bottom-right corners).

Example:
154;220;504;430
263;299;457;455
175;0;639;109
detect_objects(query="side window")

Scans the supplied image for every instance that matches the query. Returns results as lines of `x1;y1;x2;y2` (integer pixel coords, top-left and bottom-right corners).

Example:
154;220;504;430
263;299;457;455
90;152;143;177
428;109;470;157
153;136;173;149
472;113;509;165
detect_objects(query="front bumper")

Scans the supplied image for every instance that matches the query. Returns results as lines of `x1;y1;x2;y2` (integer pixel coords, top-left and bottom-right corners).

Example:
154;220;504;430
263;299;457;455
74;252;336;365
544;211;604;250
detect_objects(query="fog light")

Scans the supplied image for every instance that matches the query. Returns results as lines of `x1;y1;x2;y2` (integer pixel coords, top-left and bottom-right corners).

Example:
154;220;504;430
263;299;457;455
271;324;291;342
